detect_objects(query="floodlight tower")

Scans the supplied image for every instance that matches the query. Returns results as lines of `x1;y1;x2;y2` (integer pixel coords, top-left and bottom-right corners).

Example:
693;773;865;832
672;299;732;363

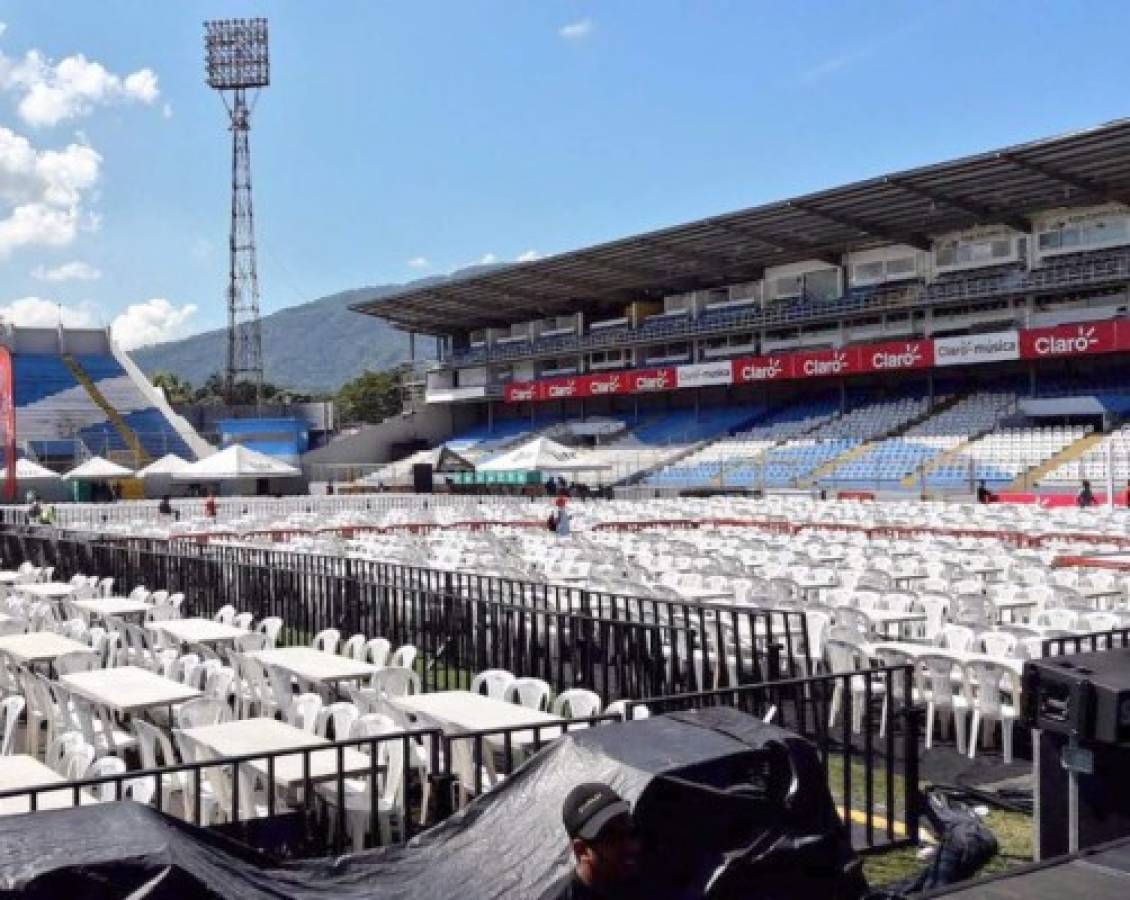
204;18;269;406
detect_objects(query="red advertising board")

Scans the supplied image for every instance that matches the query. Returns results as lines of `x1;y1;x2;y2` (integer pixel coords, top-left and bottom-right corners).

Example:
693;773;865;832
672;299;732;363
857;340;935;373
731;354;793;384
503;381;540;403
625;367;677;393
792;347;860;379
0;348;13;500
1018;320;1128;360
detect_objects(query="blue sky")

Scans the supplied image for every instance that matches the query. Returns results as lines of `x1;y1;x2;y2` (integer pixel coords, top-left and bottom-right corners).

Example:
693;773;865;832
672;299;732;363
2;1;1130;347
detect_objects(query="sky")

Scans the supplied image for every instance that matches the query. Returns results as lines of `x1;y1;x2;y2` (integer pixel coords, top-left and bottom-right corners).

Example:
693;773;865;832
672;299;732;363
2;1;1130;348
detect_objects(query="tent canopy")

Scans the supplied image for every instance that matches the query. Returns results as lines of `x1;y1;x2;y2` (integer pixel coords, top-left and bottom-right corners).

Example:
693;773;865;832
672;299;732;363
478;436;610;472
15;458;60;480
174;444;301;481
135;453;191;478
63;456;133;481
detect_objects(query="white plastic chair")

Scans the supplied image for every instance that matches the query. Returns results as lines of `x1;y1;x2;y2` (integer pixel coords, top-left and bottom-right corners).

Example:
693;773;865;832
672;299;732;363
964;661;1020;763
213;604;237;626
365;638;391;672
256;616;283;648
552;689;602;719
604;699;650;721
340;634;367;661
86;756;128;802
469;669;515;700
315;702;361;741
937;624;976;653
389;644;417;670
916;653;970;754
174;697;231;730
311;628;341;654
0;695;26;755
503;677;551;712
370;667;420;699
232;612;253;630
287;692;324;733
979;631;1018;658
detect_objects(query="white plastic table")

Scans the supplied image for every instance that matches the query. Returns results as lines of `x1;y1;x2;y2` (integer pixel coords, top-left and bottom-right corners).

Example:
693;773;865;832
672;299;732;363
0;572;24;585
62;665;201;714
0;755;99;815
182;717;376;789
15;583;77;600
72;597;151;620
0;632;92;667
147;618;249;646
248;647;377;684
389;691;562;747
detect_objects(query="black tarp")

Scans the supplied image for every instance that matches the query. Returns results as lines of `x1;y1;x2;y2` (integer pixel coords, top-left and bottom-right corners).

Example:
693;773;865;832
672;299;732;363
0;707;867;899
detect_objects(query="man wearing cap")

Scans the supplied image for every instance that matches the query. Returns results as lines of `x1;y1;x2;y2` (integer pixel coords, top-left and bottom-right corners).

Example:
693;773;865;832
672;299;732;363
539;782;642;899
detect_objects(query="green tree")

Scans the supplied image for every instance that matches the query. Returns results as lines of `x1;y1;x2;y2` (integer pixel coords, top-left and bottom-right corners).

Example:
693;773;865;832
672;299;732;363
337;369;402;424
151;371;194;404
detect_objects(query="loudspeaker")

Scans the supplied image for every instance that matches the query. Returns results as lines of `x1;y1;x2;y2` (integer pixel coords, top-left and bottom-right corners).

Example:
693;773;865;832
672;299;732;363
412;463;434;494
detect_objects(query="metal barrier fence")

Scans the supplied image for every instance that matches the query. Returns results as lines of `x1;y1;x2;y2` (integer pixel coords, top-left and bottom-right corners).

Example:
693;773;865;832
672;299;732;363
0;716;617;859
1;527;810;701
628;664;921;853
1042;626;1130;656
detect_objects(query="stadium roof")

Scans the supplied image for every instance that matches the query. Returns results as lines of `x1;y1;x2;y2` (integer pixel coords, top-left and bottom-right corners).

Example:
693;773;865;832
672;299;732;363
354;118;1130;336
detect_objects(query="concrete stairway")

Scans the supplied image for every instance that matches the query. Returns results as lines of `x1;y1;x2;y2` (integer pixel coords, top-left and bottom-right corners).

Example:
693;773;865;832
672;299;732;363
1006;431;1107;492
61;354;150;467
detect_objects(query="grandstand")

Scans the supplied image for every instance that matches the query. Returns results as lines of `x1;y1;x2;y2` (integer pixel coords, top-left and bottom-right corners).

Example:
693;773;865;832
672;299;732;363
4;326;209;472
348;118;1130;497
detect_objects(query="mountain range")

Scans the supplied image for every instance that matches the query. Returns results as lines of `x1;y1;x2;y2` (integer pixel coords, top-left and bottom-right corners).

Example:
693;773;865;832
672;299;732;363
131;279;447;394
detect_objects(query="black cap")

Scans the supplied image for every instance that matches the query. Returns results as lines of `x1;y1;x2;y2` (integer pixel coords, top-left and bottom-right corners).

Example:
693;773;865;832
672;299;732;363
562;782;631;841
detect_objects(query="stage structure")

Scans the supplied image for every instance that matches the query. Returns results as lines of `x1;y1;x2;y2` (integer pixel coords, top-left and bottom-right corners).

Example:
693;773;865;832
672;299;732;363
204;17;269;405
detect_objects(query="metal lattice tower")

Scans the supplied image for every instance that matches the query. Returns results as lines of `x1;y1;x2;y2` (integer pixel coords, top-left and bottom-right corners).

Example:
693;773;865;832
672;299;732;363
204;18;269;405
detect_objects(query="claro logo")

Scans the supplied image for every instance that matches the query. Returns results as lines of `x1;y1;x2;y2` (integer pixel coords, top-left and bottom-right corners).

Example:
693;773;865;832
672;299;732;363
589;376;621;395
872;344;923;369
738;358;784;380
634;371;671;391
1034;326;1098;356
802;351;848;376
546;380;577;398
509;386;536;401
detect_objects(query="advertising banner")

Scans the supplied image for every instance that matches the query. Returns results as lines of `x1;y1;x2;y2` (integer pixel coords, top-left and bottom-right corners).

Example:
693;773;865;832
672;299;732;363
675;361;734;388
857;340;935;373
933;330;1019;367
731;354;792;384
627;367;677;393
792;347;860;379
1018;320;1125;360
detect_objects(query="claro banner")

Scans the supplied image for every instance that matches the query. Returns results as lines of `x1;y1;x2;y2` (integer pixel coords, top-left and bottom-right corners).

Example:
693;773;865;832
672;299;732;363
501;320;1130;402
933;330;1019;367
1018;320;1130;360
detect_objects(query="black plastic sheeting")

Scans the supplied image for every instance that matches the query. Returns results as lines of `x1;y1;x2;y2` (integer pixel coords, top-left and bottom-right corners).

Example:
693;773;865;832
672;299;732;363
0;707;868;899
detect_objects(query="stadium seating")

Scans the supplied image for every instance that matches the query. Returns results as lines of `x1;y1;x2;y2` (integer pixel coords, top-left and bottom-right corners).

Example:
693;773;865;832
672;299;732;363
926;425;1091;489
13;352;195;465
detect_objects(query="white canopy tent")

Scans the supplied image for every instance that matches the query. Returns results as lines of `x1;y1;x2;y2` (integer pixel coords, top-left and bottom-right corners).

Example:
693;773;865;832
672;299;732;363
174;444;301;481
135;453;191;479
477;437;610;473
15;458;60;480
63;456;134;481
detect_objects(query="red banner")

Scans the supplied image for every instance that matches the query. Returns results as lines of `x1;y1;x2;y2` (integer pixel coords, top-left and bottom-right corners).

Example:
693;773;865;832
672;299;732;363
0;349;13;501
793;347;860;379
625;367;677;393
857;339;935;373
1018;320;1127;360
503;381;539;403
731;354;792;383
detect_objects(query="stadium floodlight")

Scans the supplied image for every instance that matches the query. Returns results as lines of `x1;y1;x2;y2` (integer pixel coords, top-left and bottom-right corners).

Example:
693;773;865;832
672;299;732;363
204;18;269;405
204;18;269;90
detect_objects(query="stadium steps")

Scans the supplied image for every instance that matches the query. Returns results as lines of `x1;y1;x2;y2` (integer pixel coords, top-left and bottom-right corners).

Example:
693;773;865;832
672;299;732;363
1006;431;1107;492
61;354;150;468
800;393;963;488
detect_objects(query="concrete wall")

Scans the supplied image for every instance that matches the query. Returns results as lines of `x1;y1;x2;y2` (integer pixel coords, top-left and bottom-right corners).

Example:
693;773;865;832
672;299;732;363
301;403;478;467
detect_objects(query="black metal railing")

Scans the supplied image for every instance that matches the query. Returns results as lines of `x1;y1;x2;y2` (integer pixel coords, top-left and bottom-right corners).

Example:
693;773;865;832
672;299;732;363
2;526;810;701
627;664;921;853
1042;626;1130;657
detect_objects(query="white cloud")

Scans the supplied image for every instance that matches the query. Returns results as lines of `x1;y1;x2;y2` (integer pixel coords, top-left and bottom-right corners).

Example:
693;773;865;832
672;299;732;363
0;23;7;39
0;125;101;256
161;102;173;119
0;48;160;127
478;252;498;265
31;259;101;282
407;256;430;269
516;249;541;262
110;298;197;349
0;295;98;328
559;19;593;41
